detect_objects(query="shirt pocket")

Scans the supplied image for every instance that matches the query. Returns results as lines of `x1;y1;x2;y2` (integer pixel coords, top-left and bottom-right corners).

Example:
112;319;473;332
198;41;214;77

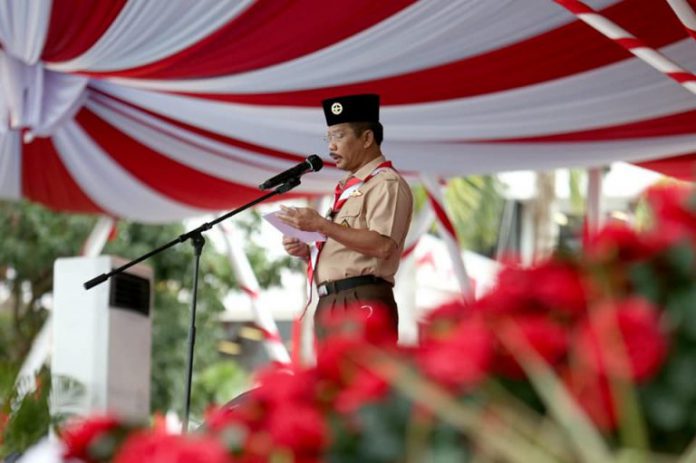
335;197;364;227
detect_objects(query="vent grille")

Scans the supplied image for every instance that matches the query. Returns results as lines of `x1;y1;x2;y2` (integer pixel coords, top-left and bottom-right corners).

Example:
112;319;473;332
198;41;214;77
109;272;150;316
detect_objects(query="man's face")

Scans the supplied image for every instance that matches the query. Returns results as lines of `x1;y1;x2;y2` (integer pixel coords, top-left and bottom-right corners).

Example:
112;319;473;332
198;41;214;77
326;123;367;172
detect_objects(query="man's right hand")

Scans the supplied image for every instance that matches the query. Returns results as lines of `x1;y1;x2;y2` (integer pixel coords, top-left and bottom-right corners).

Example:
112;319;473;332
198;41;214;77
282;235;310;259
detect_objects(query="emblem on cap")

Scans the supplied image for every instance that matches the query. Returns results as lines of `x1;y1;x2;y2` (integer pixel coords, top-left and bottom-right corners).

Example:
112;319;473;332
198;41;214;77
331;102;343;115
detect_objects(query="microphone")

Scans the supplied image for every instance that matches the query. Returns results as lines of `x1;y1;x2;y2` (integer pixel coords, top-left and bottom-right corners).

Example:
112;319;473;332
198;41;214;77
259;155;323;190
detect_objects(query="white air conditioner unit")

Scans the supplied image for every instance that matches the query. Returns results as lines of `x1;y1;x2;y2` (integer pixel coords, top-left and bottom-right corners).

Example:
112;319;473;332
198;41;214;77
52;256;153;421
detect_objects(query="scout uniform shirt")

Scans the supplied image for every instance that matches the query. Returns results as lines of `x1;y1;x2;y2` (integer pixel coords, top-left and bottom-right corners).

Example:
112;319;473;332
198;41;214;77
315;155;413;286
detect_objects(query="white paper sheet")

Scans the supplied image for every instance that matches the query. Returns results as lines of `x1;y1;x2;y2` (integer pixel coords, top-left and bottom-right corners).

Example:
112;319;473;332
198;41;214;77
263;211;326;244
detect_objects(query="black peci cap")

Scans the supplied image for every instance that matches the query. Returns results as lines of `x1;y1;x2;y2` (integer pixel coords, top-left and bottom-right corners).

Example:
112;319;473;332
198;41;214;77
322;94;380;126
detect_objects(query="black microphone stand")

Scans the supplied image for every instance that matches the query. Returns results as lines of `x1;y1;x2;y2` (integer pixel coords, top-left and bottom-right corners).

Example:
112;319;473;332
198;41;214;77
83;177;302;433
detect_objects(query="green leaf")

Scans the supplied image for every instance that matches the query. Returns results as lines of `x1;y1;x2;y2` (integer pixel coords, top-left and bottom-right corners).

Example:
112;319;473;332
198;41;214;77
629;263;660;304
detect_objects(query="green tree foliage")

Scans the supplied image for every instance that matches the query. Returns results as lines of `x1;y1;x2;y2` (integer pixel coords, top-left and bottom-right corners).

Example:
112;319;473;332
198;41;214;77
0;366;51;458
0;200;292;422
412;176;506;255
0;201;96;362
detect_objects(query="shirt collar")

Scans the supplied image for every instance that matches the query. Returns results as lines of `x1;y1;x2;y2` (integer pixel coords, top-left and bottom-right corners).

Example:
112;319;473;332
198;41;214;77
347;155;387;182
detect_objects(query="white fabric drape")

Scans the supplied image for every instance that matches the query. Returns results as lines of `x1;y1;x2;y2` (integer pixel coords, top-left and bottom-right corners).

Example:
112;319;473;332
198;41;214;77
30;70;88;139
0;50;88;140
0;0;51;64
0;131;21;200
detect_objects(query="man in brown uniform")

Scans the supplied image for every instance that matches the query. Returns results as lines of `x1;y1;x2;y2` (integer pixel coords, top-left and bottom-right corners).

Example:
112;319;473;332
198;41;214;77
277;94;413;340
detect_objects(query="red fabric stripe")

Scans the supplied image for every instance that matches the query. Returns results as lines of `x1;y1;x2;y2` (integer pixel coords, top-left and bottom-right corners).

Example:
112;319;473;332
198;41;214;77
241;286;259;299
615;37;645;49
636;152;696;181
401;241;417;259
554;0;594;15
690;28;696;40
184;0;685;106
472;109;696;143
21;136;104;213
81;0;414;79
42;0;127;62
256;326;283;344
426;192;458;240
74;108;305;210
668;72;696;83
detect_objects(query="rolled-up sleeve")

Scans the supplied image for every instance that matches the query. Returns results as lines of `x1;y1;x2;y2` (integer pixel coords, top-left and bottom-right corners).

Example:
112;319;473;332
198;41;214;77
365;178;413;248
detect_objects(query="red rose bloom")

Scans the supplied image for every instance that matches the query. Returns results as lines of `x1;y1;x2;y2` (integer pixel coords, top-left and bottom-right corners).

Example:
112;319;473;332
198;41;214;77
252;365;317;408
584;222;653;263
415;318;492;391
530;261;588;319
114;432;232;463
494;315;569;379
421;299;469;327
472;261;587;320
61;415;121;462
267;403;328;456
573;298;668;382
334;365;390;414
645;184;696;232
203;404;252;434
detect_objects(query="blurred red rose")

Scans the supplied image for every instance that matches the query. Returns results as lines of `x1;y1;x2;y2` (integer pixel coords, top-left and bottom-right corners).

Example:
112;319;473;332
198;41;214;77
267;403;328;457
472;261;587;320
420;299;469;331
61;415;121;462
114;432;232;463
573;298;668;382
584;222;653;263
494;315;569;379
645;183;696;231
203;404;253;434
334;365;390;414
315;336;364;386
415;318;492;391
252;365;317;408
531;261;588;319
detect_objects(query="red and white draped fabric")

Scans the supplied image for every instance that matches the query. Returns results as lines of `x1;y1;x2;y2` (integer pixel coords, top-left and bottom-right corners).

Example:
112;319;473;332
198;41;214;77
219;224;291;365
421;175;473;299
1;0;696;222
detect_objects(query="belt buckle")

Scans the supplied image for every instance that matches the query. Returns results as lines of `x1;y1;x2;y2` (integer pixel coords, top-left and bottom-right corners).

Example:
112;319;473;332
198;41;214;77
317;284;328;297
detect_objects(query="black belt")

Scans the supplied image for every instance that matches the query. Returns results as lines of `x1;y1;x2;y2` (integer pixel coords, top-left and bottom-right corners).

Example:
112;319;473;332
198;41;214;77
317;275;390;297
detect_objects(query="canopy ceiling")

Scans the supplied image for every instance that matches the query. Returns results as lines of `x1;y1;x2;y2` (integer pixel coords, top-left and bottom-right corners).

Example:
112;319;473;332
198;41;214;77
0;0;695;222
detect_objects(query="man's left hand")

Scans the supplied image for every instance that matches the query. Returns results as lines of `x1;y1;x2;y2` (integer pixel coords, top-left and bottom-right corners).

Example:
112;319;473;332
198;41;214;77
276;205;325;232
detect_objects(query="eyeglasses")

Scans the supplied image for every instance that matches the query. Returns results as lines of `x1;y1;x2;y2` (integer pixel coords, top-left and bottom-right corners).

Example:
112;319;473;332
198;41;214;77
323;132;347;143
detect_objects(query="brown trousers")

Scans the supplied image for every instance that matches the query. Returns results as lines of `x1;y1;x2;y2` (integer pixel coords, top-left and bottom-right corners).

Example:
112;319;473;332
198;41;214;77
314;281;399;340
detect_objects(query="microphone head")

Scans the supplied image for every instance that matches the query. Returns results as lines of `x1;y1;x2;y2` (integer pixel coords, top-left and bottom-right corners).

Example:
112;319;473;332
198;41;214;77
307;154;323;172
